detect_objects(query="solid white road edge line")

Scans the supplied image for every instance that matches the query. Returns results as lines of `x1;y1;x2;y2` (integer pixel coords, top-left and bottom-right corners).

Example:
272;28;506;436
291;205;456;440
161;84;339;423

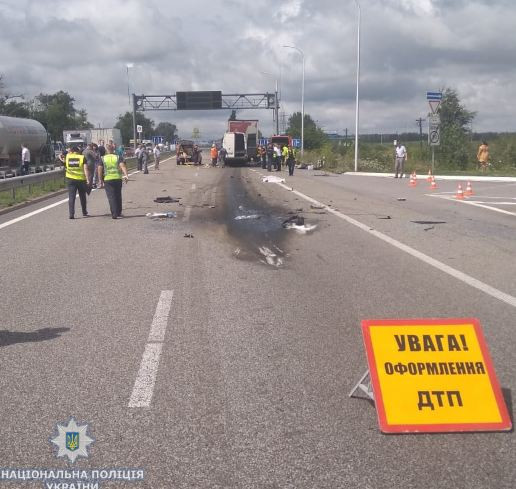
0;156;175;231
129;290;174;408
428;194;516;217
273;180;516;309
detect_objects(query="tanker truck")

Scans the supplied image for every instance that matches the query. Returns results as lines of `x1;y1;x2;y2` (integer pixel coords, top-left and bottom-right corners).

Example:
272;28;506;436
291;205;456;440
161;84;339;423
0;116;50;173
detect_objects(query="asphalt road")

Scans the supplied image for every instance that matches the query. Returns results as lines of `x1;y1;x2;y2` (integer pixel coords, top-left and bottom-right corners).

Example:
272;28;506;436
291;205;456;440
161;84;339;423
0;159;515;488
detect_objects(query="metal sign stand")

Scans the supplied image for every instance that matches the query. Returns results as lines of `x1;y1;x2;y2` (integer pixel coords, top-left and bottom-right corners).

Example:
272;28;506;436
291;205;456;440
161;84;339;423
349;370;374;401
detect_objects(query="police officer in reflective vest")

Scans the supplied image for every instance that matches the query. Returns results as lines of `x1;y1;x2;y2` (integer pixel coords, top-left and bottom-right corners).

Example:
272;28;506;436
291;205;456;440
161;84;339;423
97;144;128;219
65;146;91;219
286;146;296;176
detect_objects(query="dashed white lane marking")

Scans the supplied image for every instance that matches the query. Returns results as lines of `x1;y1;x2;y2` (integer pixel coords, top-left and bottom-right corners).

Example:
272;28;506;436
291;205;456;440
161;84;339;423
191;183;196;190
261;175;516;309
129;290;174;408
0;156;175;231
147;290;174;342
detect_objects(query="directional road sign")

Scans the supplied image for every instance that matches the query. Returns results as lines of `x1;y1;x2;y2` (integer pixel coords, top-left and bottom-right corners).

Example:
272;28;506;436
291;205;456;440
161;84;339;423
427;91;442;114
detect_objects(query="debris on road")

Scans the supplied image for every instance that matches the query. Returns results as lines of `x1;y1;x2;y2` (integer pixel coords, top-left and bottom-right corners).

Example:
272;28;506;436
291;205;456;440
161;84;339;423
262;175;285;184
154;196;180;203
310;204;325;210
378;216;392;220
258;246;284;267
397;198;406;201
235;214;261;220
284;222;317;234
146;212;177;219
282;215;305;227
424;226;435;231
184;233;194;238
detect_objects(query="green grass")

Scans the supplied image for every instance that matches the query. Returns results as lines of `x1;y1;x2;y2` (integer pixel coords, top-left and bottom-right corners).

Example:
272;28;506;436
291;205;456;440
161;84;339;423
0;176;67;209
299;141;516;176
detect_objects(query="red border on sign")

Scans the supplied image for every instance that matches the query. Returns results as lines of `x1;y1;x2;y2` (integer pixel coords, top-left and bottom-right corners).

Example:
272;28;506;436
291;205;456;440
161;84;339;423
361;318;512;433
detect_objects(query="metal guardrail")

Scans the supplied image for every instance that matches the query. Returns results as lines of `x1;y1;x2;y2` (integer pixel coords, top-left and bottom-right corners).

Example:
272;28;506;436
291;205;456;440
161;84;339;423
0;153;169;206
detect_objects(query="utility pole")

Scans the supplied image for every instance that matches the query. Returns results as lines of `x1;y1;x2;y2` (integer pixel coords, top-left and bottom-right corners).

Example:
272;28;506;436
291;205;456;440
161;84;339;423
416;117;425;151
345;128;348;146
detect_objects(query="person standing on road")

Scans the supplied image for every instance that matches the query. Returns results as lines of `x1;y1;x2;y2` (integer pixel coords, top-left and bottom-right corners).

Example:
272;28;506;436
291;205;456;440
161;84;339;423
219;146;227;168
97;144;128;219
65;146;91;219
153;145;161;170
282;144;289;170
210;144;218;167
266;143;274;172
394;141;407;178
477;141;489;173
98;140;106;159
20;144;30;175
82;143;97;193
138;144;149;173
274;144;282;171
286;146;296;176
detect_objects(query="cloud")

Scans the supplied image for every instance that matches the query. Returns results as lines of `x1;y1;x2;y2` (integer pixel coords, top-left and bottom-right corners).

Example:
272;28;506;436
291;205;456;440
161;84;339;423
1;0;515;137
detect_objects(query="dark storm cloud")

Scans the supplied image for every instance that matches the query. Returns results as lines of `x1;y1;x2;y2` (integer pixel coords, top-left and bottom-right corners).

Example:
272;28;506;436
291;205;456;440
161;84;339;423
1;0;516;135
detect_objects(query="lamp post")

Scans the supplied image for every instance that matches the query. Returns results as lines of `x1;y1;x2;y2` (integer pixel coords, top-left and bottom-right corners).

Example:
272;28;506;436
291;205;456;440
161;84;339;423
126;63;134;106
353;1;361;172
282;45;305;157
260;71;280;135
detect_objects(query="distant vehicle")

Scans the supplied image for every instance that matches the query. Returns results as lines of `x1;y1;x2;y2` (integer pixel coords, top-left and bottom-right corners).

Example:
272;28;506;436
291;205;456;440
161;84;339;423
176;139;194;164
228;120;258;160
0;116;50;170
90;128;122;148
222;132;247;165
63;130;91;149
271;134;292;149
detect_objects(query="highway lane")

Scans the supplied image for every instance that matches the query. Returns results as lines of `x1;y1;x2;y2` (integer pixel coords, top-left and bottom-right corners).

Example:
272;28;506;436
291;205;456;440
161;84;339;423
0;162;514;488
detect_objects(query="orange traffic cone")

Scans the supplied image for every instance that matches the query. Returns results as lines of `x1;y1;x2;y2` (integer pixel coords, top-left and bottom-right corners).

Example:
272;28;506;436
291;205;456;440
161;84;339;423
455;184;465;200
464;181;474;196
426;169;433;182
430;176;438;190
409;172;417;187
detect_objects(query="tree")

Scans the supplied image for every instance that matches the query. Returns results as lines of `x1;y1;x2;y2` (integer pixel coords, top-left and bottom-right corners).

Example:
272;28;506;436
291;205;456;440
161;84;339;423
155;122;178;143
115;111;155;144
286;112;328;149
0;75;30;117
437;88;476;169
32;91;93;140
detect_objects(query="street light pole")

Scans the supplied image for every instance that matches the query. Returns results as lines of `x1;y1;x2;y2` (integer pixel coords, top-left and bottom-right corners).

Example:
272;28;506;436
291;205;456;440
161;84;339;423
260;71;280;135
283;45;305;157
354;1;361;172
126;63;134;106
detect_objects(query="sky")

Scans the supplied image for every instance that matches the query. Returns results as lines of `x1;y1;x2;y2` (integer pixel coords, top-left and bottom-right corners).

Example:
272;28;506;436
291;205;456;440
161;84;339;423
1;0;516;139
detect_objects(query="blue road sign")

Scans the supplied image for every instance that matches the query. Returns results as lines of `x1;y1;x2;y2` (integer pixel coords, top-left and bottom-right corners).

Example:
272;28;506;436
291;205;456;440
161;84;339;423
426;91;442;101
258;138;269;146
152;136;164;144
292;138;301;148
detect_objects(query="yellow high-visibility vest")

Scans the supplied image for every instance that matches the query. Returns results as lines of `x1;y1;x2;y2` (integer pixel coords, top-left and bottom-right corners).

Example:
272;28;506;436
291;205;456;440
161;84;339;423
65;153;86;181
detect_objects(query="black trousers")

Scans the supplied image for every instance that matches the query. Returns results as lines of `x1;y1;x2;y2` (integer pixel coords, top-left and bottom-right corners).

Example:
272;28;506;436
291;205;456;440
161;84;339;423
67;178;88;217
287;158;295;176
104;179;123;218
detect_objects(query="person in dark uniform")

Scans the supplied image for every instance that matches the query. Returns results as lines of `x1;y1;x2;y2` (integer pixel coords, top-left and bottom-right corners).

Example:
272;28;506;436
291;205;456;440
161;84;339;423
266;143;274;172
97;144;128;219
65;146;91;219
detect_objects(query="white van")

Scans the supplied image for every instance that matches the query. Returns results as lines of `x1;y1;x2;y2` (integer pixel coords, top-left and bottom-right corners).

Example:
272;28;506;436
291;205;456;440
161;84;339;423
222;132;247;165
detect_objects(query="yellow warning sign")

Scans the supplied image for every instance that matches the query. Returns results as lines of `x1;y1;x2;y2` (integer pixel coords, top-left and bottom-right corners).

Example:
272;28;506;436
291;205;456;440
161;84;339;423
362;318;512;433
